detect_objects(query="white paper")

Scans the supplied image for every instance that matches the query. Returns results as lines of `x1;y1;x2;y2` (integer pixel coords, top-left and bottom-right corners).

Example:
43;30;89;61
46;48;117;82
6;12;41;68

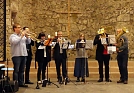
101;38;107;44
108;35;116;44
0;64;5;67
85;40;93;49
107;46;116;54
38;46;46;57
51;42;56;47
1;68;14;70
68;44;74;49
38;45;46;49
62;43;69;49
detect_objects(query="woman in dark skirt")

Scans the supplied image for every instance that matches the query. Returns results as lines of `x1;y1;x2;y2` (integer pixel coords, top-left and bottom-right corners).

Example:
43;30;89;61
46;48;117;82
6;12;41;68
74;33;89;82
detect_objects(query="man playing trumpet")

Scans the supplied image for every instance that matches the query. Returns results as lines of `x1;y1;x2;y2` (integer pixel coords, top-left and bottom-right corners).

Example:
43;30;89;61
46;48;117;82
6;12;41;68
9;23;31;87
93;28;112;82
52;31;68;84
23;27;34;84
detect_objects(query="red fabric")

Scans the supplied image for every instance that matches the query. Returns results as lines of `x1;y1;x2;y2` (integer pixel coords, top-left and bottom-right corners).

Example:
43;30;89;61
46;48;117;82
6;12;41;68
103;48;108;55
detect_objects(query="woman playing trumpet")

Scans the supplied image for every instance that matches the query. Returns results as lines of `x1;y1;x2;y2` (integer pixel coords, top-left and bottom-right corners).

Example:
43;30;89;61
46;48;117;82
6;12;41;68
35;32;51;87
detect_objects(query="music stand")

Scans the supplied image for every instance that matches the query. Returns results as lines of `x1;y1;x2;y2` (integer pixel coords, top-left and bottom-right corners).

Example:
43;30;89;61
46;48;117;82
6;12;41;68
45;62;59;88
62;40;77;85
36;63;60;89
1;59;15;93
76;41;92;83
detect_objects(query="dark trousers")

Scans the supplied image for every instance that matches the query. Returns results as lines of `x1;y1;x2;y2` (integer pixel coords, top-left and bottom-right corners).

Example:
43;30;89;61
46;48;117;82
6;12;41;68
55;54;67;79
25;55;32;81
98;55;110;79
117;53;128;81
37;57;48;81
12;56;26;85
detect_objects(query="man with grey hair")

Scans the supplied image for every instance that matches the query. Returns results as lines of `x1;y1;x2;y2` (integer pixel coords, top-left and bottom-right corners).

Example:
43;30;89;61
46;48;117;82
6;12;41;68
115;28;128;84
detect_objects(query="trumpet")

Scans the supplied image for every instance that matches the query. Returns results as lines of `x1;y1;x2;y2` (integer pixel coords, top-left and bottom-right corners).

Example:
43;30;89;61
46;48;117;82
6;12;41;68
21;29;40;43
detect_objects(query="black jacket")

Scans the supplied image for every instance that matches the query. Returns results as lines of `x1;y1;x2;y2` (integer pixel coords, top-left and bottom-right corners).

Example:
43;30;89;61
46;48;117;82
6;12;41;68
93;34;110;61
52;38;67;60
35;41;51;62
26;40;34;57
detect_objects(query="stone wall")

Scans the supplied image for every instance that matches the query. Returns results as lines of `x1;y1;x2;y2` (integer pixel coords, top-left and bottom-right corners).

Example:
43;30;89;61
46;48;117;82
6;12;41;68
6;0;134;60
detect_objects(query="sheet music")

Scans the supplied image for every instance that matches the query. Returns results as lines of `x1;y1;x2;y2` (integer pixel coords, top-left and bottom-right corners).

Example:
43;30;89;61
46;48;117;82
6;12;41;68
68;44;74;49
85;40;93;49
62;40;71;49
101;38;107;44
62;43;69;49
0;64;5;67
108;35;116;44
38;45;46;49
107;46;116;54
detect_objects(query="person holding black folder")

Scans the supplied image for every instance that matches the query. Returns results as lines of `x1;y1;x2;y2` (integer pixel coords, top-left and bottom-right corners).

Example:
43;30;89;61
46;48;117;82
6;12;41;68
74;33;89;82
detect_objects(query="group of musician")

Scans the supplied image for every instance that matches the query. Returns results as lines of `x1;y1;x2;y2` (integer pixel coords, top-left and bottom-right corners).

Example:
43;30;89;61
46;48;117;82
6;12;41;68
9;23;128;88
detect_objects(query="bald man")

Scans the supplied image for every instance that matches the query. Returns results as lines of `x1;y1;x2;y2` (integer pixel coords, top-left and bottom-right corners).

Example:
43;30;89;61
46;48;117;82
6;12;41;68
115;29;128;84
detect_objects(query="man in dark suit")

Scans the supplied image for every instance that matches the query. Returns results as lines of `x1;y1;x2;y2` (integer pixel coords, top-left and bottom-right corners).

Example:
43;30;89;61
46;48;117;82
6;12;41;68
93;28;112;82
53;31;68;84
23;27;34;84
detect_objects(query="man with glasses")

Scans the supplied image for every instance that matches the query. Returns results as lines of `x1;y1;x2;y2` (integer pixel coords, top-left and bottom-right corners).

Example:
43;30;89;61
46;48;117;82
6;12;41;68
9;23;31;87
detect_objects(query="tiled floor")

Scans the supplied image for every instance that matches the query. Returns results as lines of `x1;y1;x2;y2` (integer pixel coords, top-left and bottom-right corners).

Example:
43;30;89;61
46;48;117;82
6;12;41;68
16;78;134;93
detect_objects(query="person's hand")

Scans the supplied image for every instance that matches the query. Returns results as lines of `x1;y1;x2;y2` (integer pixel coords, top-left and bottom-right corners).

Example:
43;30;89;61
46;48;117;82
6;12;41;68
21;31;25;38
116;48;119;52
57;38;62;43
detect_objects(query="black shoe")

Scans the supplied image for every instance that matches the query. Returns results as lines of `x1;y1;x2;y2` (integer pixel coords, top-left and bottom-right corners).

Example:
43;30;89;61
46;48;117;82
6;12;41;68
19;84;28;87
59;81;63;84
58;78;63;84
81;78;85;82
97;78;103;82
76;77;80;82
124;81;128;84
117;80;124;83
25;80;34;84
76;79;80;82
105;79;112;82
64;77;68;85
42;80;47;87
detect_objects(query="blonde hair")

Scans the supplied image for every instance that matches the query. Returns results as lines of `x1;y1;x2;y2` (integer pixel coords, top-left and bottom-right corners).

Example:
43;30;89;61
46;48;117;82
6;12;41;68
79;33;85;40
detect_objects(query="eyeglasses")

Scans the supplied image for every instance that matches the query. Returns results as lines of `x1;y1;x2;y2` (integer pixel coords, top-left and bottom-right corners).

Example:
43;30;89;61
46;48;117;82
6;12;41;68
16;27;21;28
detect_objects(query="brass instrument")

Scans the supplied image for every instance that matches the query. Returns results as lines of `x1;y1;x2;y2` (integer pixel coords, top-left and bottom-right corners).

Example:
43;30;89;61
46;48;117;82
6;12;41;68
116;27;129;47
98;28;108;49
22;30;41;43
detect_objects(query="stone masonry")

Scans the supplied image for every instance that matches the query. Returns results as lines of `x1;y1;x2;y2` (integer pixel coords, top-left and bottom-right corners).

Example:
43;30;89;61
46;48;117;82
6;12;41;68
6;0;134;60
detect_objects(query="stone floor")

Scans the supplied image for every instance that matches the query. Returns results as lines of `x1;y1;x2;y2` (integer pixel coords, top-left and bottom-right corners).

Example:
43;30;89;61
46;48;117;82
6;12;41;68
16;78;134;93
